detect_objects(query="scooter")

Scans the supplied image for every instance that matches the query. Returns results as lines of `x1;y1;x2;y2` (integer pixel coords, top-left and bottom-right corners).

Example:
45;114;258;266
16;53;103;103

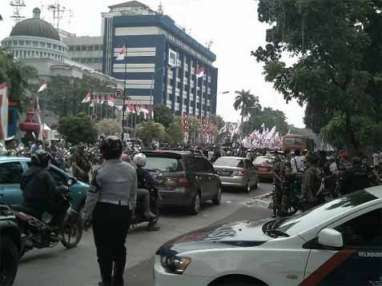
12;190;83;256
129;188;160;232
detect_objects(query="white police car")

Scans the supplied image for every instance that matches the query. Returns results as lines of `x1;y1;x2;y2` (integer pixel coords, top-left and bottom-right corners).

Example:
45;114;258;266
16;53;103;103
154;186;382;286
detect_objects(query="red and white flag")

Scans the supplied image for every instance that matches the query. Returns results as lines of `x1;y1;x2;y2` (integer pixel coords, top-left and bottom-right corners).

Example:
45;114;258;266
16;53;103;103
37;81;48;93
81;91;92;104
115;46;127;61
196;67;206;79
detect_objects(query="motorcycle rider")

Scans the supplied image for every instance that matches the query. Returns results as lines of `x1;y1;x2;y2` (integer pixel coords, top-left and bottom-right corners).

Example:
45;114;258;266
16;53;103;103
132;153;157;221
83;136;137;286
20;150;68;228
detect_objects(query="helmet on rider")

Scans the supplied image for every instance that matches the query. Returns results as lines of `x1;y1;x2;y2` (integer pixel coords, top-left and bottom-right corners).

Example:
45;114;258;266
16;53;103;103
133;153;146;167
31;150;51;168
100;136;123;160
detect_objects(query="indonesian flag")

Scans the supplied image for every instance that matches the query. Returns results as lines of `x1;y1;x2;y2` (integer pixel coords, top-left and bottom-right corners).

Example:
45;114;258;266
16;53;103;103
196;67;206;79
115;46;127;61
81;91;92;104
37;81;48;93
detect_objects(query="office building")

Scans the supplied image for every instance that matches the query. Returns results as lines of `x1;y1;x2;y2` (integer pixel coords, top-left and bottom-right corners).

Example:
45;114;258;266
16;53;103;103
102;1;218;117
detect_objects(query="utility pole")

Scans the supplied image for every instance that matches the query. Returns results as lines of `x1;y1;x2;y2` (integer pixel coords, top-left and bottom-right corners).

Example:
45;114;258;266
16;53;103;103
121;42;128;141
48;1;72;30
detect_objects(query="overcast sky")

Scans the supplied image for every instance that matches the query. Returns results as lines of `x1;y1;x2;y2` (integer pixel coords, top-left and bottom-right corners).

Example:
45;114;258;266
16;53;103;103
0;0;305;127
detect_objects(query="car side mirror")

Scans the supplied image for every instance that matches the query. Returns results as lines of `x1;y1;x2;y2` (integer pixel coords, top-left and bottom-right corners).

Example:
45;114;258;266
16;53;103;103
318;228;343;248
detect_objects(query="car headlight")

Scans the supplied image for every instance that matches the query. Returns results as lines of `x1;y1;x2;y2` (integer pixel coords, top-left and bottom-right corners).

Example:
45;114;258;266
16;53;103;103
160;255;192;274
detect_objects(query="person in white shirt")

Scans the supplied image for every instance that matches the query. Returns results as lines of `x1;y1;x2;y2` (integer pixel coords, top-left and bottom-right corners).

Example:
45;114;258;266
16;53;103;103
290;149;305;174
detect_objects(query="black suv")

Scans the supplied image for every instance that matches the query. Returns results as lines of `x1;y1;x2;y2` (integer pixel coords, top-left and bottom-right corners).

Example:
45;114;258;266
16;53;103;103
143;151;222;214
0;205;21;286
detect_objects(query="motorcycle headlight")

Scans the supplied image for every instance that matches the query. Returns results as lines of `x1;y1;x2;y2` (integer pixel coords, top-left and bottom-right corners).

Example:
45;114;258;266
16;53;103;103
160;255;192;274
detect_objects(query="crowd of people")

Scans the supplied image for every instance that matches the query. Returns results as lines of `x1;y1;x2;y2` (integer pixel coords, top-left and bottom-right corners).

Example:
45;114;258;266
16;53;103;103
271;149;380;217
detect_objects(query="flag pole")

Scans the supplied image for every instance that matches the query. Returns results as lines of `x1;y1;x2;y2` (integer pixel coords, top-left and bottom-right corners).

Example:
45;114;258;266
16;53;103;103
121;41;128;141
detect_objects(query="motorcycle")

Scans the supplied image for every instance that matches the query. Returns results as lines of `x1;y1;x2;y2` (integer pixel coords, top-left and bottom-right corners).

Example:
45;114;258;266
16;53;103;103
12;188;83;256
129;187;160;232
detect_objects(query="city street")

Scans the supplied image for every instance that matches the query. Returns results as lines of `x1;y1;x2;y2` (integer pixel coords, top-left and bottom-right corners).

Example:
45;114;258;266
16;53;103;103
14;183;273;286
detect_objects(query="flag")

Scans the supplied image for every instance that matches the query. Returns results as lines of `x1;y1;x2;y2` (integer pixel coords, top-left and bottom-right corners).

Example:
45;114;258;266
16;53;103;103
37;81;48;93
81;91;92;104
115;46;127;61
107;95;115;107
196;67;206;79
0;84;8;140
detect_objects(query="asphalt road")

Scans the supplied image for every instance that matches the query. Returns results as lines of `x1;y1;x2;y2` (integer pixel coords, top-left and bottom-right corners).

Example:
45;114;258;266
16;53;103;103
14;183;273;286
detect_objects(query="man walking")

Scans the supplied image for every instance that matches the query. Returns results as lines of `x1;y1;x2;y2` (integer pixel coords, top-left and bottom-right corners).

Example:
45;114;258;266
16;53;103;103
83;136;137;286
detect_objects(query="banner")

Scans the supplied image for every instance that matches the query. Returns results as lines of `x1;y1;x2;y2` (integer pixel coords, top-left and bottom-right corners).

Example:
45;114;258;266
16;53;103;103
0;83;8;140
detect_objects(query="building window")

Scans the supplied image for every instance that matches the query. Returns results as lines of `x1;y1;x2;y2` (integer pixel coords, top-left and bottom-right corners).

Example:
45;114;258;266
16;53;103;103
40;42;45;47
19;40;24;46
47;43;51;48
75;46;80;51
88;46;93;51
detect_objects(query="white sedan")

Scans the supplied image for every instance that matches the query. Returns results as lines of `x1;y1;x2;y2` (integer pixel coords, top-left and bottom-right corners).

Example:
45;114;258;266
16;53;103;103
154;186;382;286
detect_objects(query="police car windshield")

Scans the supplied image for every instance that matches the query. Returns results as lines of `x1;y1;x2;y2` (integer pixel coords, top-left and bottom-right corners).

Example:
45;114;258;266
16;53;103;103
275;190;378;236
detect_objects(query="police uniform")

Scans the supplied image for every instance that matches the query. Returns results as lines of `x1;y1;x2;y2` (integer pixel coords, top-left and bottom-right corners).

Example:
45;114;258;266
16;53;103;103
83;158;137;286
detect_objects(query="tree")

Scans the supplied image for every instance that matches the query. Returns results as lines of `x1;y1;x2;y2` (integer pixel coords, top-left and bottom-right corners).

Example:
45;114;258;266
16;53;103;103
95;119;121;137
0;48;38;109
209;115;225;132
44;74;115;118
242;107;289;135
253;0;382;152
233;90;261;124
136;121;166;146
58;113;97;145
165;117;184;145
153;105;174;128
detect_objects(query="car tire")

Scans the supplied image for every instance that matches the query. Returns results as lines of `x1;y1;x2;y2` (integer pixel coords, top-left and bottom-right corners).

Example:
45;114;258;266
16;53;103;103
0;236;19;286
212;186;222;205
189;192;201;215
214;281;264;286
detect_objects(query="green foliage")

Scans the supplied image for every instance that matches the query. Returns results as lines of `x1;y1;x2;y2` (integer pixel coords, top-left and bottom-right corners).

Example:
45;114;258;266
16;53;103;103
165;117;184;145
233;90;261;123
136;121;166;146
209;115;225;131
43;75;114;118
242;107;288;135
254;0;382;152
0;48;38;109
95;119;121;137
58;113;97;145
153;105;174;128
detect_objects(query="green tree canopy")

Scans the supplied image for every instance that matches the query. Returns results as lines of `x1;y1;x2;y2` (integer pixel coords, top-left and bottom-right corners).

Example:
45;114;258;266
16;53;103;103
136;121;166;146
95;119;121;137
0;48;38;109
242;107;289;135
254;0;382;152
58;113;97;145
233;90;261;124
153;105;174;128
165;117;184;145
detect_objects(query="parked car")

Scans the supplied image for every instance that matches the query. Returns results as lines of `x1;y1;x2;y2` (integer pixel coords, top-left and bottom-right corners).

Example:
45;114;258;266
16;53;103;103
0;204;21;286
143;151;222;214
213;156;258;192
154;186;382;286
0;157;88;211
253;155;274;181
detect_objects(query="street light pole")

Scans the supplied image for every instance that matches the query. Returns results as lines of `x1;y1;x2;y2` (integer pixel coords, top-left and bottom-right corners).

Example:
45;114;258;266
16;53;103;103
121;42;128;141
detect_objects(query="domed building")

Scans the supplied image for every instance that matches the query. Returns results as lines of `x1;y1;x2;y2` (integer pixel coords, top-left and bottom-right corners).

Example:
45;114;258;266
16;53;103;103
2;8;66;63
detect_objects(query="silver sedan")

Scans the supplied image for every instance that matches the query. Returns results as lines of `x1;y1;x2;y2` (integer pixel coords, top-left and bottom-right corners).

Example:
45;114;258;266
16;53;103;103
213;156;258;192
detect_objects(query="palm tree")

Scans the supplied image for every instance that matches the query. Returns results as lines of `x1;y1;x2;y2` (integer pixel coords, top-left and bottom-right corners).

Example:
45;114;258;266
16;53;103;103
233;90;260;124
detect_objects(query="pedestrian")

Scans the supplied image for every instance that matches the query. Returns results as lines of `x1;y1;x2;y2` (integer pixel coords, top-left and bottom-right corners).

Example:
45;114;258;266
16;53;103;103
301;153;321;210
83;136;137;286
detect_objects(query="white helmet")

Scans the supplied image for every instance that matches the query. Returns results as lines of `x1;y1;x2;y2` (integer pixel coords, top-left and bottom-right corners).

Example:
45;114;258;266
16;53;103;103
133;153;146;167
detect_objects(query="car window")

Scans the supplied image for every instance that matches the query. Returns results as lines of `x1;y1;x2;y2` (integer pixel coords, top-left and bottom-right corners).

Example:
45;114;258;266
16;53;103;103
214;157;242;167
186;157;213;172
0;162;24;184
145;157;183;172
336;208;382;248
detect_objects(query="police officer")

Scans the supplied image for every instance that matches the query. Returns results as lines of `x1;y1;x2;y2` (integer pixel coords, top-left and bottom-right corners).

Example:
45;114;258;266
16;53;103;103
83;136;137;286
301;153;321;210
